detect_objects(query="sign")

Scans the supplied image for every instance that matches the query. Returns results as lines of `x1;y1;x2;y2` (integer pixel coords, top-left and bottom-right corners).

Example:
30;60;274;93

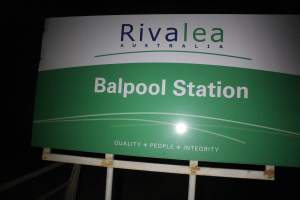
32;15;300;167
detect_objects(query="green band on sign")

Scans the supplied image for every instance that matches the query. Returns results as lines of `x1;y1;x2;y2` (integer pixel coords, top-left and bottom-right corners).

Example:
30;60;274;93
32;63;300;167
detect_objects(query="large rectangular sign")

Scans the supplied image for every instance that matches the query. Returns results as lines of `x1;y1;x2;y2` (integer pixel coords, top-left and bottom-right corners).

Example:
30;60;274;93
32;15;300;167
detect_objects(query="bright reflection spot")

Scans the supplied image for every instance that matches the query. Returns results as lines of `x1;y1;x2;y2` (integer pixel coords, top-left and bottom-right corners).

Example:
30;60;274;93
175;122;187;135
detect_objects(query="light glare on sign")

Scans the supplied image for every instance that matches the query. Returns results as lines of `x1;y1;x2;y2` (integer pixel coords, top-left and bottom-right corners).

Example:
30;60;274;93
175;122;187;135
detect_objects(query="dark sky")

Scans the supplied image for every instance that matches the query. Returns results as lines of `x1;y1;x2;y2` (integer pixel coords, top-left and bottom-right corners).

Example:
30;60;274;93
2;2;300;200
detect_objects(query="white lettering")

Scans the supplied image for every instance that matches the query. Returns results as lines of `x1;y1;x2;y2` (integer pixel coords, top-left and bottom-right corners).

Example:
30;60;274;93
94;78;106;93
173;80;186;96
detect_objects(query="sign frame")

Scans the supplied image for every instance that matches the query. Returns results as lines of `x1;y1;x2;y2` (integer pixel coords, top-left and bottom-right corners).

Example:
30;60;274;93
42;148;275;200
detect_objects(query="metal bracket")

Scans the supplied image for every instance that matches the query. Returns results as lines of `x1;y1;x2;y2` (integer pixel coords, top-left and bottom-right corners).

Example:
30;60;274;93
190;160;199;175
103;154;114;168
264;165;275;179
42;148;51;160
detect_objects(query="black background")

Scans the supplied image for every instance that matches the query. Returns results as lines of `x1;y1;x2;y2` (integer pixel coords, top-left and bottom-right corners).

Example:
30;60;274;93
2;2;300;200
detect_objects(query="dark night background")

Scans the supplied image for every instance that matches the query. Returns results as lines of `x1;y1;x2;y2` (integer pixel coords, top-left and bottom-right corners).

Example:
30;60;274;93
2;2;300;200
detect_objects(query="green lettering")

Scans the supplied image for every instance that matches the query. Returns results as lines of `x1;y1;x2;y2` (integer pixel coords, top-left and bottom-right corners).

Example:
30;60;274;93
193;28;206;42
211;28;223;42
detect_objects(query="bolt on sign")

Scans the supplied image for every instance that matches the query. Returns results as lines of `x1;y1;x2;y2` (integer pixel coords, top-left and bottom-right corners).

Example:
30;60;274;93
32;15;300;167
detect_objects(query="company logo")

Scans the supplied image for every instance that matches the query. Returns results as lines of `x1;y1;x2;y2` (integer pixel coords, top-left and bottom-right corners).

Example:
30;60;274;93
120;23;224;49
